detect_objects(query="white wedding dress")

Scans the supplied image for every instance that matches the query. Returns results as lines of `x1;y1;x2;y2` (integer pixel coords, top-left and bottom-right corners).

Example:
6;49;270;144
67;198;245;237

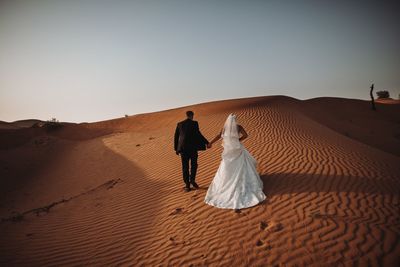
204;114;266;209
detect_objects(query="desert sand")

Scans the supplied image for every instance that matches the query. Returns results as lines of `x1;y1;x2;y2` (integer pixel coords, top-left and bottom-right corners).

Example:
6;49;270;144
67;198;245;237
0;96;399;266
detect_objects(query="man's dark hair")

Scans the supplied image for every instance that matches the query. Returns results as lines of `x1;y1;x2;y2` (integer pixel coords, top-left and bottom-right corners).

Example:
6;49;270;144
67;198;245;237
186;110;194;118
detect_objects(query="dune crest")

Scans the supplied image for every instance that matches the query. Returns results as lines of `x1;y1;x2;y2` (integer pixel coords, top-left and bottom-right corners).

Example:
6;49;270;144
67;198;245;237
1;96;399;266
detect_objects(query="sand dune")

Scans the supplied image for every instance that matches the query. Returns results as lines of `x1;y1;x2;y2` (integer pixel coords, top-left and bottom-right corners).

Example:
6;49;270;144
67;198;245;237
0;120;43;130
0;96;399;266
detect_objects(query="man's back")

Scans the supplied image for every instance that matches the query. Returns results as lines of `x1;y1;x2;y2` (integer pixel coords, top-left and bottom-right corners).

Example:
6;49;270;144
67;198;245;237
174;111;209;191
175;119;199;152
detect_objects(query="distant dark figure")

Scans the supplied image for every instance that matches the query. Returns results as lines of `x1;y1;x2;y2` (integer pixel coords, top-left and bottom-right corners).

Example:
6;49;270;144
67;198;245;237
370;83;376;111
174;111;209;192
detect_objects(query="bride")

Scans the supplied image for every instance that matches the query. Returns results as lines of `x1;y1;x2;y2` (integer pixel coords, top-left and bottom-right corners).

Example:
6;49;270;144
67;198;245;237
204;114;266;209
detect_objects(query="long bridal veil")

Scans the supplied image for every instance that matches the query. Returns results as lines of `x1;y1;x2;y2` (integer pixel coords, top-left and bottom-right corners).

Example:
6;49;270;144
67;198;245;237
221;114;242;160
204;114;266;209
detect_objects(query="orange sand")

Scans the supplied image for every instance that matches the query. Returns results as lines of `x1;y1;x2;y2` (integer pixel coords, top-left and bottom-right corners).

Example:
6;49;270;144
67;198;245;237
0;96;399;266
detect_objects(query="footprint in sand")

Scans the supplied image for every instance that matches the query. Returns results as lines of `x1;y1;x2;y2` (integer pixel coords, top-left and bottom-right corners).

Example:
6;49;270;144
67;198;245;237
268;222;283;232
259;221;282;232
259;221;268;230
256;239;272;249
170;208;183;215
191;193;202;200
169;237;180;246
169;236;187;246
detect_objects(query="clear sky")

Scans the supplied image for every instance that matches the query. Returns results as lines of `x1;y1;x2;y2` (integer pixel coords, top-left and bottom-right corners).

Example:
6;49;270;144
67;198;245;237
1;0;399;122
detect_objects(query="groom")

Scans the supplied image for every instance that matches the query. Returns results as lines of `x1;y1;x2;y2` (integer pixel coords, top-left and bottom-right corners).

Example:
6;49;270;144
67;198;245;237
174;111;209;192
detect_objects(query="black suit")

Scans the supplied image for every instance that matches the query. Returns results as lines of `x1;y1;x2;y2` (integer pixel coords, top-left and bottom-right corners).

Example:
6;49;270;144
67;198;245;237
174;119;209;186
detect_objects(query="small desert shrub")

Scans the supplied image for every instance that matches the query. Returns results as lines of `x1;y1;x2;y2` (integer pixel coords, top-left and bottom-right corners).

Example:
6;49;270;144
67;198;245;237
125;114;129;118
44;118;63;131
376;90;390;99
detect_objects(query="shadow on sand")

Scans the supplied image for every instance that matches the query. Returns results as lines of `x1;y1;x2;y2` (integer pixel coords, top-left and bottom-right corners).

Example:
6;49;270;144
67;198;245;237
260;172;399;196
0;136;167;266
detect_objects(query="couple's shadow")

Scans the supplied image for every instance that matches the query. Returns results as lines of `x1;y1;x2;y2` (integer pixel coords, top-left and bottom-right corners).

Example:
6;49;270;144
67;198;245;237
260;172;398;196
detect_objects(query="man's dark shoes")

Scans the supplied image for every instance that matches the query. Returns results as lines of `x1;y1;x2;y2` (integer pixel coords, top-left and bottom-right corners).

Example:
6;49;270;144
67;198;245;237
184;185;191;192
190;182;199;189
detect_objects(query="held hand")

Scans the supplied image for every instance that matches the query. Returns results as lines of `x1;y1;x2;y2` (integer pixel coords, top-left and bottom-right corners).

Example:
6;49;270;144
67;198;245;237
207;143;212;149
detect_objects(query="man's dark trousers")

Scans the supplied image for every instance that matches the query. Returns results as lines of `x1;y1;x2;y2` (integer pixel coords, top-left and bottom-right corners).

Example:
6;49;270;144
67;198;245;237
180;150;198;186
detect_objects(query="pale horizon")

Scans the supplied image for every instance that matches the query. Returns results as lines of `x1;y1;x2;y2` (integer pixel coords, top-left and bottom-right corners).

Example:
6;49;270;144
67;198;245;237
1;0;399;123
